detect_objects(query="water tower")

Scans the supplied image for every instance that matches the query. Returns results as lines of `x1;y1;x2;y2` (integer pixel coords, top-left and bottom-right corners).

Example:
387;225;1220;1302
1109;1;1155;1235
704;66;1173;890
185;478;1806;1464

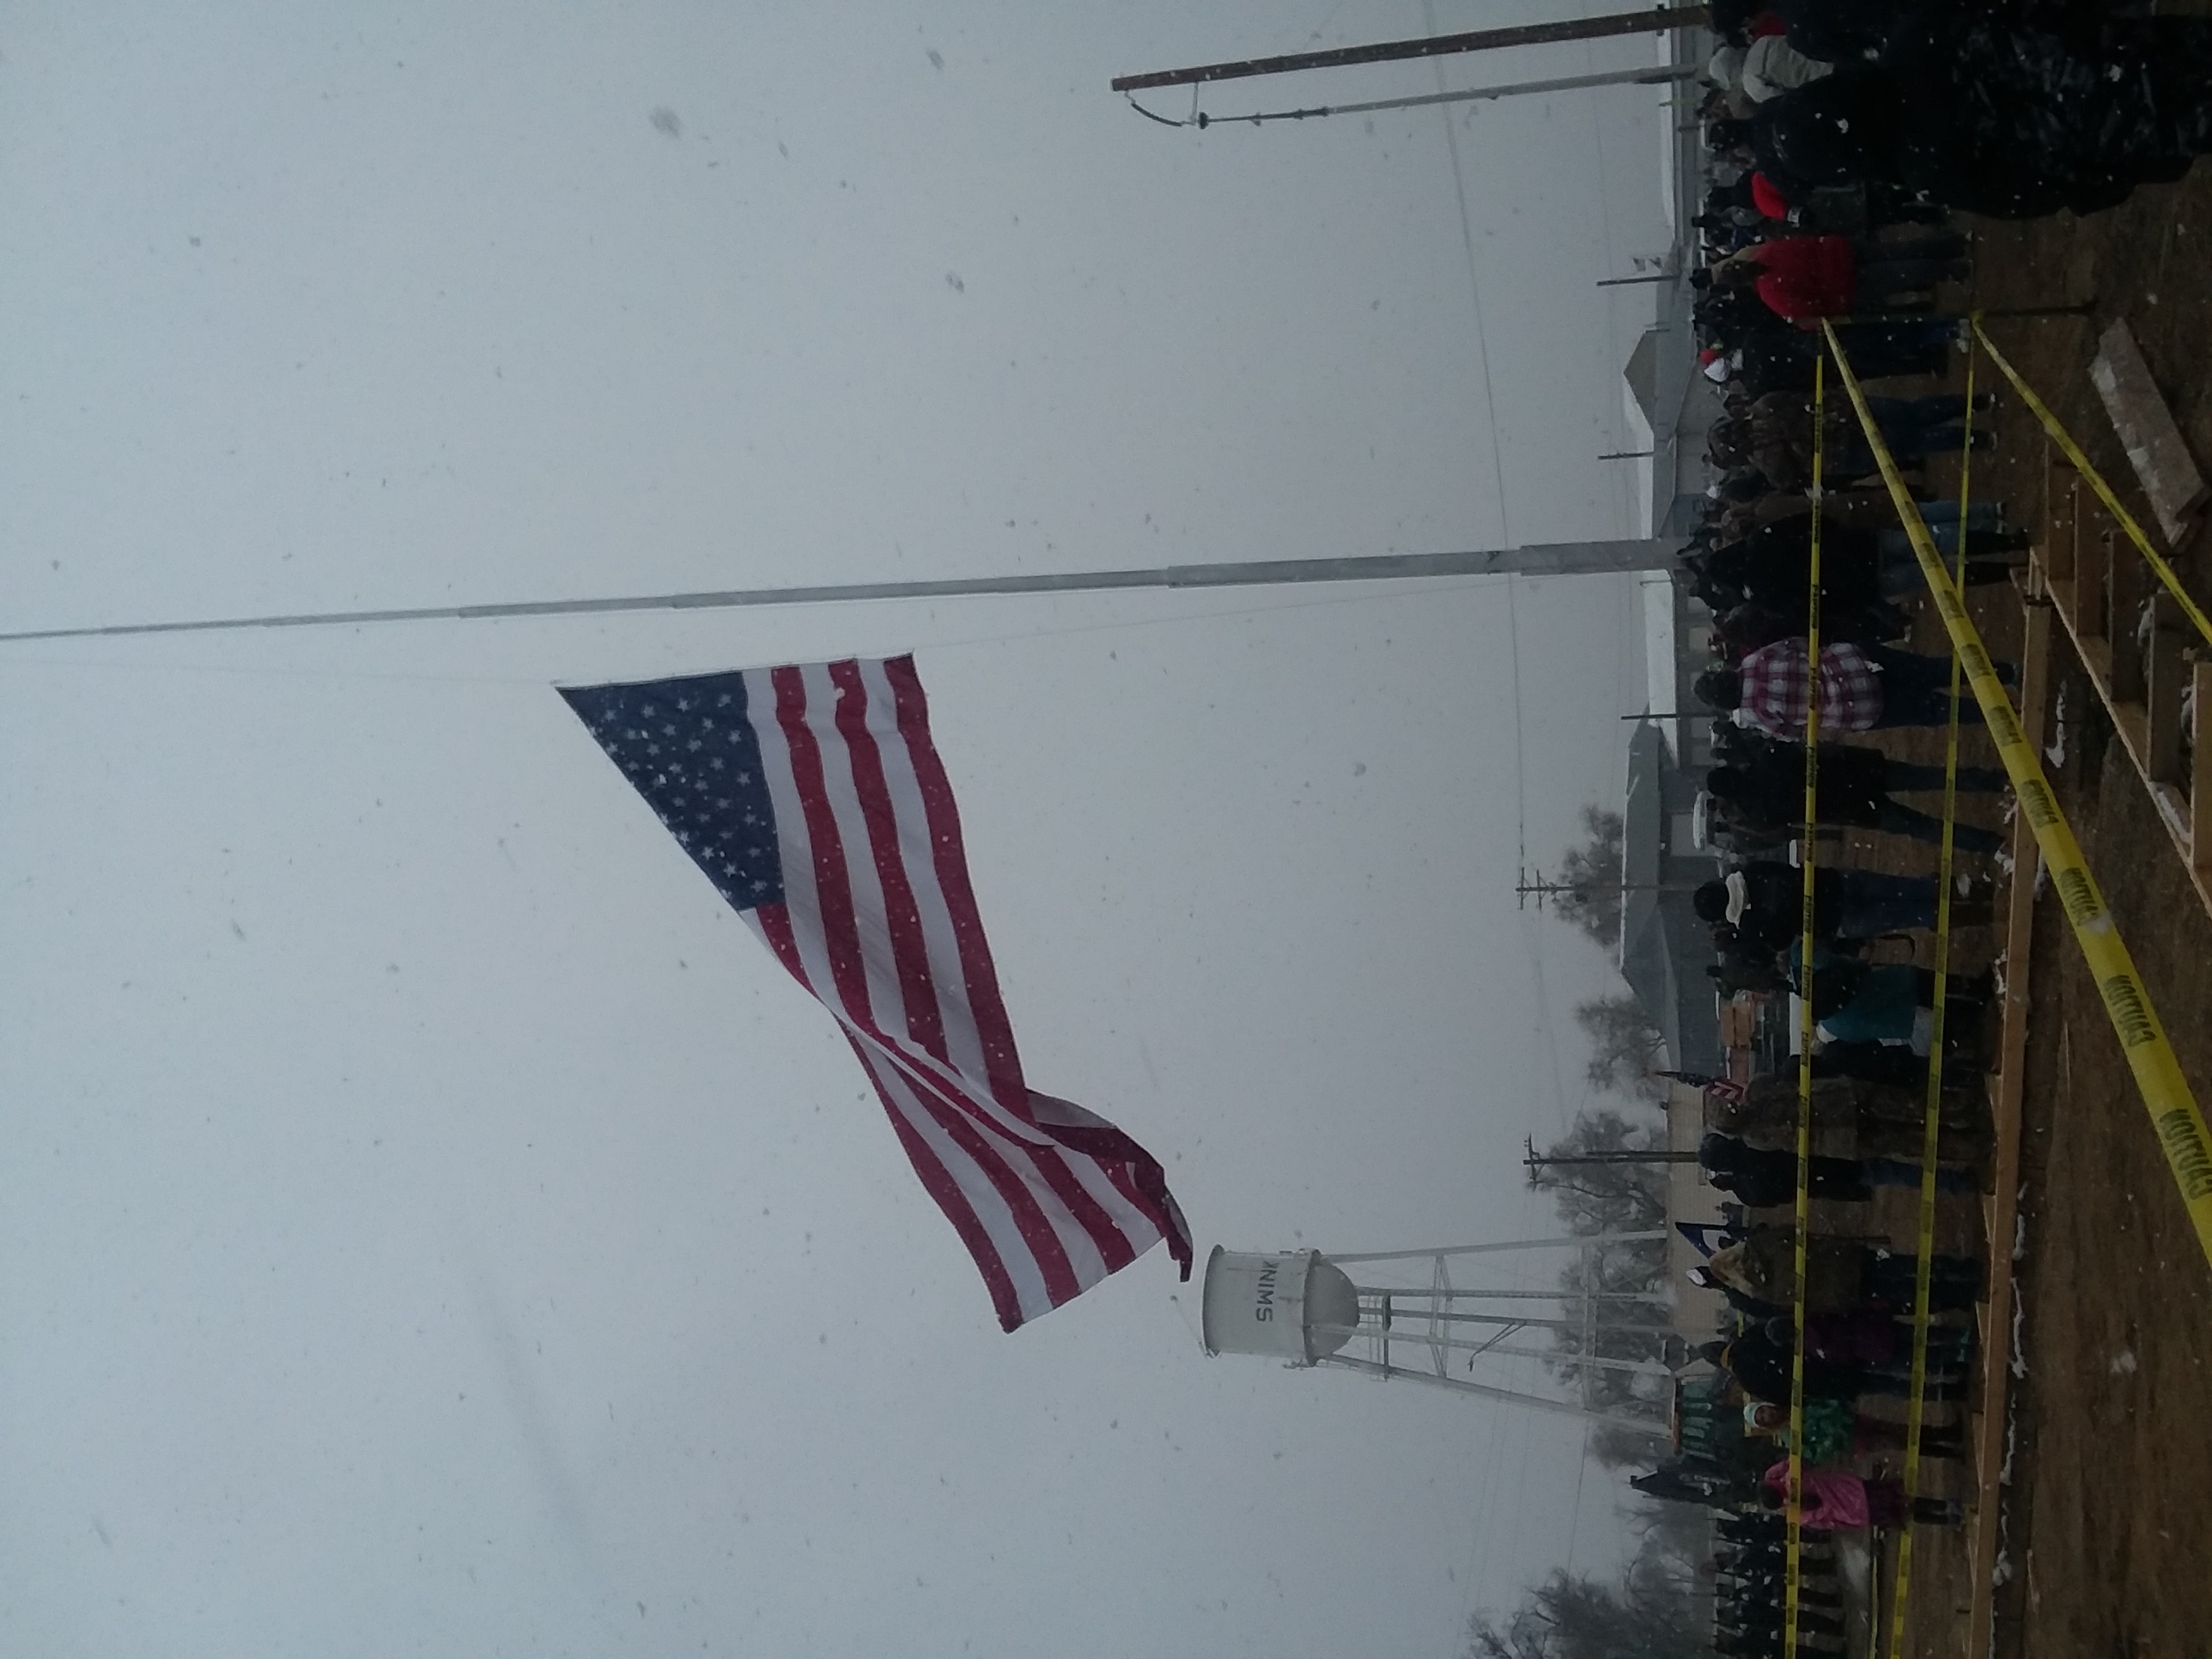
1200;1234;1674;1432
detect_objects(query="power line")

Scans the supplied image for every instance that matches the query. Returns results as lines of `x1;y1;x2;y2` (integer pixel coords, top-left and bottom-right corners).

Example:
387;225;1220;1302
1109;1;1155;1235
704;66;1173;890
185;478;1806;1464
1425;0;1513;549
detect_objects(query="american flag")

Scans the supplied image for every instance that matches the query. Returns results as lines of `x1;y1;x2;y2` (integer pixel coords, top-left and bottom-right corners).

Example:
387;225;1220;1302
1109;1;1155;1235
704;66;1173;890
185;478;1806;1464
560;655;1192;1331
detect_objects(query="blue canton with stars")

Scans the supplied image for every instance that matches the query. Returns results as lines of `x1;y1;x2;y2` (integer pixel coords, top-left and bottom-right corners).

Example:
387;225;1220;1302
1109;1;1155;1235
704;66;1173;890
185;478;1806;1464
561;672;785;911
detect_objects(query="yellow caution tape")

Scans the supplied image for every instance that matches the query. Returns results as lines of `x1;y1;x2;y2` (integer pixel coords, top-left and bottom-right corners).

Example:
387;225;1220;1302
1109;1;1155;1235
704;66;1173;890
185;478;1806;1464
1781;356;1826;1659
1885;347;1976;1656
1972;319;2212;649
1824;321;2212;1275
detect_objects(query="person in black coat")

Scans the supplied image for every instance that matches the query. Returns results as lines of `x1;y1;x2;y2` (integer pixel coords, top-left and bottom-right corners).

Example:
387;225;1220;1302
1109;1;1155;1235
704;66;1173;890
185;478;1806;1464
1692;863;1995;957
1709;598;1911;659
1704;763;2007;852
1747;8;2212;222
1703;726;2010;848
1698;518;2025;618
1700;1132;1878;1205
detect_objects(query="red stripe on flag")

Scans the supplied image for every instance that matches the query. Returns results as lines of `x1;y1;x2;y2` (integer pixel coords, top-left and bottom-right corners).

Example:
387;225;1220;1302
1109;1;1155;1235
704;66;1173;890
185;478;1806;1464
771;665;874;1025
751;902;808;983
880;655;1027;1104
826;659;949;1060
849;1040;1027;1331
879;1048;1085;1310
1025;1144;1141;1274
848;664;1151;1276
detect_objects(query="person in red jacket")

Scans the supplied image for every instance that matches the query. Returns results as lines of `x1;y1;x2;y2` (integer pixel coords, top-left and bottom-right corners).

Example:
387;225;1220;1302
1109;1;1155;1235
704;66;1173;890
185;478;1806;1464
1714;231;1969;325
1748;170;1796;222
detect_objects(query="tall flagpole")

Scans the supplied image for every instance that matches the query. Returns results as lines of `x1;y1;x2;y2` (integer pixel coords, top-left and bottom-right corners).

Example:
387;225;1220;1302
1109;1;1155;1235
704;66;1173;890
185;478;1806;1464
0;539;1677;646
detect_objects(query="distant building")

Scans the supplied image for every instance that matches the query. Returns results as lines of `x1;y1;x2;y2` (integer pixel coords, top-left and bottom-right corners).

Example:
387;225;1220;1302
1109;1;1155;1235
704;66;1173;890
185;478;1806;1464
1624;296;1725;541
1620;570;1723;1078
1622;17;1723;544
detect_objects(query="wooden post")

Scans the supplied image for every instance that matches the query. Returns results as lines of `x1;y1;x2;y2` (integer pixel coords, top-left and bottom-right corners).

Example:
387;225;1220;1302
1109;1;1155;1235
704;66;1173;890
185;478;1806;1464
2044;457;2078;589
2111;533;2147;705
2146;595;2186;783
2194;659;2212;880
1961;561;2052;1659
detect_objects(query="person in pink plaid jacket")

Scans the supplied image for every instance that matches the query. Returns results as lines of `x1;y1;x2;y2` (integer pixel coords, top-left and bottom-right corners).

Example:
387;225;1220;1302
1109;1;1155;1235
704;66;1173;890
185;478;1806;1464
1692;640;2016;738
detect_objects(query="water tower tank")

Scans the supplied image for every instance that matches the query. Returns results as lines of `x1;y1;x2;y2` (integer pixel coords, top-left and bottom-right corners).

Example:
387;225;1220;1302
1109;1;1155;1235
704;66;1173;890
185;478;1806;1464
1200;1248;1363;1364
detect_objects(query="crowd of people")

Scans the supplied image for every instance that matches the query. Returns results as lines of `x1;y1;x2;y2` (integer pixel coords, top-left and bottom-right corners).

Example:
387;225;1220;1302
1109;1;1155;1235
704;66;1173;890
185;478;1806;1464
1588;3;2180;1643
1704;0;2212;220
1631;1080;1990;1651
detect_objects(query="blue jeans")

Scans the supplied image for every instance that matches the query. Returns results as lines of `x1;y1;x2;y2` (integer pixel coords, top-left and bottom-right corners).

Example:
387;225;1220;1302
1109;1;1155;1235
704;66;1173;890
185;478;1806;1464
1875;801;2005;854
1917;501;2002;531
1866;394;1971;434
1867;646;2015;729
1863;1251;1983;1310
1833;872;1940;937
1863;1156;1980;1193
1885;760;2011;793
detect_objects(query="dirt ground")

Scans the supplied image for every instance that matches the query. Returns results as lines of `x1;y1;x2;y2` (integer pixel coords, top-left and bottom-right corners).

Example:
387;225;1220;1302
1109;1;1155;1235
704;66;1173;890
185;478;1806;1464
1850;170;2212;1658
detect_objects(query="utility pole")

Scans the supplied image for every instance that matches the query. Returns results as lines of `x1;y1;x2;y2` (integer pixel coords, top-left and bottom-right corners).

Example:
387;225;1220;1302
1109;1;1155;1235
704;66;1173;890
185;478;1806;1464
1111;5;1713;94
1523;1137;1702;1176
0;541;1680;647
1516;872;1702;909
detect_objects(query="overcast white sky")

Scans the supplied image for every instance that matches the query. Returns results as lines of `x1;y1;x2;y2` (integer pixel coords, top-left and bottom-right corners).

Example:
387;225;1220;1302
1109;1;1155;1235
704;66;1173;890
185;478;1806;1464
0;6;1676;1656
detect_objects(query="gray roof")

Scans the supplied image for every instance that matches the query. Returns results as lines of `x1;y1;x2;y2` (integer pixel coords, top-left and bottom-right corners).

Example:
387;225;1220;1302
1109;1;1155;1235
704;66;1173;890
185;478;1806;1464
1618;722;1723;1075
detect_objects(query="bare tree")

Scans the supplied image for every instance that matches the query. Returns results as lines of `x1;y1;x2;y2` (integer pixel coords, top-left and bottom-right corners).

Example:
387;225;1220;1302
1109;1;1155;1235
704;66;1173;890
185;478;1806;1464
1547;805;1626;950
1526;1109;1674;1427
1573;994;1667;1098
1590;1418;1669;1470
1465;1568;1704;1659
1527;1108;1669;1237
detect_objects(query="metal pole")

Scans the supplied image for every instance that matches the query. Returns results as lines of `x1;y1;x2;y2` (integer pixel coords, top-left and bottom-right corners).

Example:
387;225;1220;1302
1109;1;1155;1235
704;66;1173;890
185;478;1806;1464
0;540;1681;647
1322;1327;1674;1376
1525;1151;1702;1168
1598;450;1656;460
1360;1310;1680;1335
1596;273;1682;287
1323;1231;1666;1262
1316;1352;1668;1431
1111;6;1713;93
1518;877;1706;897
1356;1285;1665;1301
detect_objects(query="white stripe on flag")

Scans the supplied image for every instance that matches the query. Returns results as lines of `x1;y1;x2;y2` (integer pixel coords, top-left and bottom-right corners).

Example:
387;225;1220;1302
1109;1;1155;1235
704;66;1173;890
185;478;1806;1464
796;661;913;1042
792;664;1050;1152
854;655;995;1089
857;1042;1059;1323
743;667;841;1002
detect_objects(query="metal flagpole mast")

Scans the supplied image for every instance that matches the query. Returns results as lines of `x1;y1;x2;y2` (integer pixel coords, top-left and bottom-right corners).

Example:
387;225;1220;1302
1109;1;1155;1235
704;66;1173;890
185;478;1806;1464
1110;5;1713;93
0;541;1679;647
